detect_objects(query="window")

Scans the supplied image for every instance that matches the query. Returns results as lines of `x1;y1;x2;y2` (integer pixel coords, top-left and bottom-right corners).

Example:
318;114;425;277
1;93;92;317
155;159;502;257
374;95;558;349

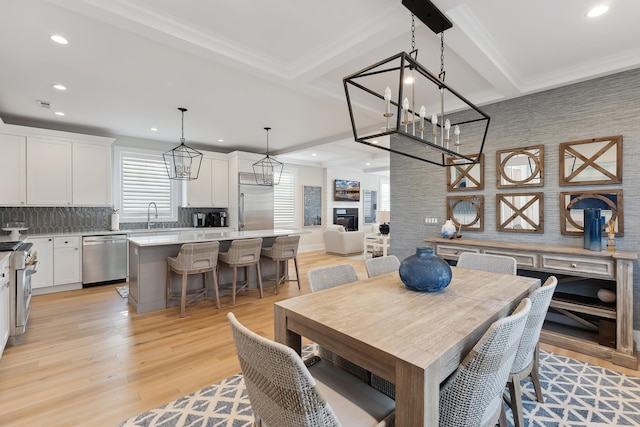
380;180;390;211
274;169;296;229
114;147;180;223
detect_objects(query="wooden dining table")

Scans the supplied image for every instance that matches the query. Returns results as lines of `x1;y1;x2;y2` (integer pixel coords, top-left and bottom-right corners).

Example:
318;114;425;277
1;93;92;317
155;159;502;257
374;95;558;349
274;266;540;426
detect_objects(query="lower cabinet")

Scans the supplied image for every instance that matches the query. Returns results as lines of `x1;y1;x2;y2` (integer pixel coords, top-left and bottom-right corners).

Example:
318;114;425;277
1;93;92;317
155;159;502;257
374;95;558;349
0;255;10;359
31;235;82;293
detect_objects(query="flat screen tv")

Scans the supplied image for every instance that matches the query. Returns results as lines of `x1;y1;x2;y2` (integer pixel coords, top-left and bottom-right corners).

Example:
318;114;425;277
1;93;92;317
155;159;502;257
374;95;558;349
334;179;360;202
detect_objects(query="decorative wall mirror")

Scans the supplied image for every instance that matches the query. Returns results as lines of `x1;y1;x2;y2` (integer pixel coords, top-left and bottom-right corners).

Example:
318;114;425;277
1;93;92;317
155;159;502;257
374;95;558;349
560;189;623;236
446;154;484;191
446;195;483;231
559;135;622;186
496;145;544;188
496;192;544;233
363;190;378;224
303;186;322;227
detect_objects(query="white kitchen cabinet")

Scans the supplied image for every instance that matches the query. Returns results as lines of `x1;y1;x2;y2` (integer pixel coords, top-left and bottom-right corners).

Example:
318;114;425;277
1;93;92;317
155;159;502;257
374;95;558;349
53;236;81;285
0;134;27;206
0;254;10;359
30;237;54;289
26;138;73;205
186;156;229;207
72;143;112;206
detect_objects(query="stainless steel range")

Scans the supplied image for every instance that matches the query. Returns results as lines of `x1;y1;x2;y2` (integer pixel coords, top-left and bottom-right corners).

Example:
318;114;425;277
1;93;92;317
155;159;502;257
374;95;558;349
0;241;38;346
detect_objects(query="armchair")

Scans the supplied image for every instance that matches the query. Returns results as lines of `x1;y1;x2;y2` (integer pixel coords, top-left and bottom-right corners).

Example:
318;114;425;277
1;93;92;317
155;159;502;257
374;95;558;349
324;224;364;256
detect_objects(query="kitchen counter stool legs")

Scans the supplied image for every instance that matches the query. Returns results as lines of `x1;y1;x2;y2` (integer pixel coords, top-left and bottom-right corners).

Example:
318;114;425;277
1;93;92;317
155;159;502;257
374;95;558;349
218;238;263;306
166;242;220;317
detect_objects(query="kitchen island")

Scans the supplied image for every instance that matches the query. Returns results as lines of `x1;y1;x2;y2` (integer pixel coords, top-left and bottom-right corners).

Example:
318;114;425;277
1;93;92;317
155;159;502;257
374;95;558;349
128;229;300;313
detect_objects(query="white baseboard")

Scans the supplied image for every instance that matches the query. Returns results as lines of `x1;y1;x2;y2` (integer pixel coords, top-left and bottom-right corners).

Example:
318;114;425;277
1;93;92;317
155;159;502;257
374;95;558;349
299;244;325;253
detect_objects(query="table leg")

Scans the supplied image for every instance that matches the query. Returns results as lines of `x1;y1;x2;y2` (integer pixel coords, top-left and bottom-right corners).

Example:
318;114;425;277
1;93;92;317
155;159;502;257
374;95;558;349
274;305;302;355
396;360;438;426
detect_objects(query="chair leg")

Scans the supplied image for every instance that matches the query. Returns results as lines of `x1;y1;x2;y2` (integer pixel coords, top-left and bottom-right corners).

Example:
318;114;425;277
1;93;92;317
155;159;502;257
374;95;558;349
180;272;187;318
231;266;238;306
531;344;544;403
498;403;508;427
507;377;524;427
274;259;280;295
293;256;301;290
212;267;220;309
166;266;171;308
256;261;264;299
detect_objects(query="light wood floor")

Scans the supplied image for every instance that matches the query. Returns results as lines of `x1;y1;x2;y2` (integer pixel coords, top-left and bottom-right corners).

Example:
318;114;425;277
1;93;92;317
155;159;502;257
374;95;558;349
0;251;638;427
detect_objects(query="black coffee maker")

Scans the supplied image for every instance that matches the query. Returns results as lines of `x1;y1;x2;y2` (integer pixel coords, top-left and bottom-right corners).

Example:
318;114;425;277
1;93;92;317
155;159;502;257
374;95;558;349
207;212;227;227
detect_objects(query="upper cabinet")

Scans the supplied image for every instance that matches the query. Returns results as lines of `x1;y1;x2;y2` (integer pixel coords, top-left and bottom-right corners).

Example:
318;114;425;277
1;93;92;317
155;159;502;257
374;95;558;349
0;126;114;206
0;134;27;205
185;155;229;207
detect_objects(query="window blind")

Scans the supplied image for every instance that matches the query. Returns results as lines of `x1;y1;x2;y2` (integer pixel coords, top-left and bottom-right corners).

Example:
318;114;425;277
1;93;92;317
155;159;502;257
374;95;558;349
380;180;390;211
120;151;174;219
274;170;296;229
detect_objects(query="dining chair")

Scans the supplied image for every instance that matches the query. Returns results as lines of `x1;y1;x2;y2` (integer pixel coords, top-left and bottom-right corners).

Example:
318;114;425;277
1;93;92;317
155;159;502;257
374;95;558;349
457;252;517;275
439;297;531;427
365;255;400;278
166;241;220;317
307;263;369;382
505;276;558;427
227;312;395;427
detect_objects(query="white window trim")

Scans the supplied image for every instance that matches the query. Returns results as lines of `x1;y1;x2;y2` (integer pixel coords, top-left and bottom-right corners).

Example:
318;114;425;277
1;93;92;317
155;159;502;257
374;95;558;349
274;167;298;230
113;146;181;223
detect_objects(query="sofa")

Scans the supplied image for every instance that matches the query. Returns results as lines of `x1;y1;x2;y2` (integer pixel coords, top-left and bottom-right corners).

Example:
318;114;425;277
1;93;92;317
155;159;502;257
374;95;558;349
324;224;364;256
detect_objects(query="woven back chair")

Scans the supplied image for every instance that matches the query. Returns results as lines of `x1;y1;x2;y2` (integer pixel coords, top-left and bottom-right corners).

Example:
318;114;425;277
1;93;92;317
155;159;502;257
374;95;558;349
227;313;395;427
439;297;531;427
307;263;369;382
261;235;301;294
218;238;263;306
506;276;558;427
365;255;400;278
166;241;220;317
457;252;517;275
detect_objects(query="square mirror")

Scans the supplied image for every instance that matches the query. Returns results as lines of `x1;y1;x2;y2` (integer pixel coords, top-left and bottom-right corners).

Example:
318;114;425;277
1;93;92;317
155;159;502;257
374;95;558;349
496;192;544;233
559;135;622;186
363;189;378;224
496;145;544;188
560;189;623;236
446;195;483;231
446;154;484;191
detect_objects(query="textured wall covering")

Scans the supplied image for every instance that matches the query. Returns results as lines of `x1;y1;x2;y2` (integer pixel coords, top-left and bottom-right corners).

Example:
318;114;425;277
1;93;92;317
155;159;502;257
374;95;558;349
391;68;640;328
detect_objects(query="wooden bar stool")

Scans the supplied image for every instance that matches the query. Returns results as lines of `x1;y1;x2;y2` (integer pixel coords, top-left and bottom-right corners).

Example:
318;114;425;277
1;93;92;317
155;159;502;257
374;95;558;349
166;241;220;317
261;235;301;294
218;238;263;306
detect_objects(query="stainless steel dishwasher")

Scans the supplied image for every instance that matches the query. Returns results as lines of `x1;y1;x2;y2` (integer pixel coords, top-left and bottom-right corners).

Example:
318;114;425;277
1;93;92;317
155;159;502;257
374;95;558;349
82;234;127;286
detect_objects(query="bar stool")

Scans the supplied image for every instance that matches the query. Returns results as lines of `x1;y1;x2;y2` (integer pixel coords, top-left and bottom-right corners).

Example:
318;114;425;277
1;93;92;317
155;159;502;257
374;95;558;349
166;241;220;317
218;238;263;306
261;235;301;294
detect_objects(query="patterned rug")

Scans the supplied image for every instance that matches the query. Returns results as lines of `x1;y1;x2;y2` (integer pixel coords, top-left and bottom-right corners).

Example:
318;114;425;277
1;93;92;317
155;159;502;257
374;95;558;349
116;286;129;298
120;348;640;427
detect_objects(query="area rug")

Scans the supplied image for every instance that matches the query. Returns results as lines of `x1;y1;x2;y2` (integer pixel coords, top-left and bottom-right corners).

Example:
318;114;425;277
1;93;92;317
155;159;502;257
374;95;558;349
116;286;129;298
120;348;640;427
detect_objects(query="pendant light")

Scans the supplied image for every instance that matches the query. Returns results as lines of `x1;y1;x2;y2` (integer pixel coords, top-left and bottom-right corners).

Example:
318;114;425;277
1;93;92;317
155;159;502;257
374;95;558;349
252;127;284;185
163;107;202;180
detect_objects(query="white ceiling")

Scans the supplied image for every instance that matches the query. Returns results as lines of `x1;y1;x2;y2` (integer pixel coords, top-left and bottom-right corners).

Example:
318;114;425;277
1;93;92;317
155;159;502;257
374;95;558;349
1;0;639;173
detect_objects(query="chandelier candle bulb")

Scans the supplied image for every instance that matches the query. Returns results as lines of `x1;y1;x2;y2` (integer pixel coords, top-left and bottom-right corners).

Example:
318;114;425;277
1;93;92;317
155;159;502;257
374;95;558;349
431;114;438;138
419;105;426;137
402;97;410;131
384;86;392;117
454;125;461;153
444;119;451;147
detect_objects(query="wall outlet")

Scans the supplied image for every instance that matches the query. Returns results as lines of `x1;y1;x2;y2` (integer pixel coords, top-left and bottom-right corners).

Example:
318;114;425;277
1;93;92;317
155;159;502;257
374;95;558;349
424;217;438;225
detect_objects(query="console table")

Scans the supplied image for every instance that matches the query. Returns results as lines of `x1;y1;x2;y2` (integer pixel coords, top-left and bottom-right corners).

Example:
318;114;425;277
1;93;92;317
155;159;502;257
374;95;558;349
425;237;638;368
364;233;390;260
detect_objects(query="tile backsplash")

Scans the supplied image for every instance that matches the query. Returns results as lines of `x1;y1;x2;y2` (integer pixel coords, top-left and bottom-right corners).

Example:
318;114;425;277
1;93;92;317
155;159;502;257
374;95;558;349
0;206;227;235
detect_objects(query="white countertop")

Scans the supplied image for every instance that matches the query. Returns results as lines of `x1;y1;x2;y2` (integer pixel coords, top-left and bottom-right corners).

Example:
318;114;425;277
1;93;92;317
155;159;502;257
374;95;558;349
13;227;234;240
128;229;302;247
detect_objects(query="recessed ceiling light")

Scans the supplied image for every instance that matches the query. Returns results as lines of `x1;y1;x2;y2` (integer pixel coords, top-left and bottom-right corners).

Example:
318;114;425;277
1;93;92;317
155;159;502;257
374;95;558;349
404;76;414;84
54;111;65;116
372;140;379;145
50;34;68;45
52;84;67;91
587;5;609;17
150;127;158;132
311;153;317;157
217;138;224;142
366;162;371;166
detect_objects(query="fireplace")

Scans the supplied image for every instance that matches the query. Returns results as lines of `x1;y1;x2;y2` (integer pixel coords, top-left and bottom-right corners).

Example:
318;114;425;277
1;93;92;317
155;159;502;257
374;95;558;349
333;208;359;231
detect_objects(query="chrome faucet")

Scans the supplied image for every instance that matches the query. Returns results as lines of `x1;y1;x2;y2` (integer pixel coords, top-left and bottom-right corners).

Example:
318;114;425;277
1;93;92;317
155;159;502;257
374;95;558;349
147;202;158;229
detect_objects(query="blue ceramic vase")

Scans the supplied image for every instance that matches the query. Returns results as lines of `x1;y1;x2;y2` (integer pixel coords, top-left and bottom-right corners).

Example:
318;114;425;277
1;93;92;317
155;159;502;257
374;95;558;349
399;247;452;292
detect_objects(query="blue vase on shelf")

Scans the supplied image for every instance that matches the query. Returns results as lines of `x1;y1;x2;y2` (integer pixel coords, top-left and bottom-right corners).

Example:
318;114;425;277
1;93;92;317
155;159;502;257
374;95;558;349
399;247;452;292
583;208;605;251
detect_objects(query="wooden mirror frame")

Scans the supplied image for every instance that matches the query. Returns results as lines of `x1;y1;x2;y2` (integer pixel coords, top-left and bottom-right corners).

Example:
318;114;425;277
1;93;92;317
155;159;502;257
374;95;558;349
560;189;623;236
496;192;544;233
496;145;544;188
446;195;483;231
559;135;622;186
446;154;484;191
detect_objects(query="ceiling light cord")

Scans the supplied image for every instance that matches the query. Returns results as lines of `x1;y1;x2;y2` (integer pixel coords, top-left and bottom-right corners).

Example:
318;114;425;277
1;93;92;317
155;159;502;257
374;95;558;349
439;32;445;82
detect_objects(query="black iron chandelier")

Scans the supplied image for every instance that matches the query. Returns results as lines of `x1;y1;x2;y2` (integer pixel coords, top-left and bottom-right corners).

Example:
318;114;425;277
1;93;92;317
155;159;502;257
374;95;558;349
163;107;202;180
252;127;284;185
343;0;490;167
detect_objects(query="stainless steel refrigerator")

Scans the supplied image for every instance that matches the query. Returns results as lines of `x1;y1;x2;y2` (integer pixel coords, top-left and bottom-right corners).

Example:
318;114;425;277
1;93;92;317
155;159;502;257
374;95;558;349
238;172;274;231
